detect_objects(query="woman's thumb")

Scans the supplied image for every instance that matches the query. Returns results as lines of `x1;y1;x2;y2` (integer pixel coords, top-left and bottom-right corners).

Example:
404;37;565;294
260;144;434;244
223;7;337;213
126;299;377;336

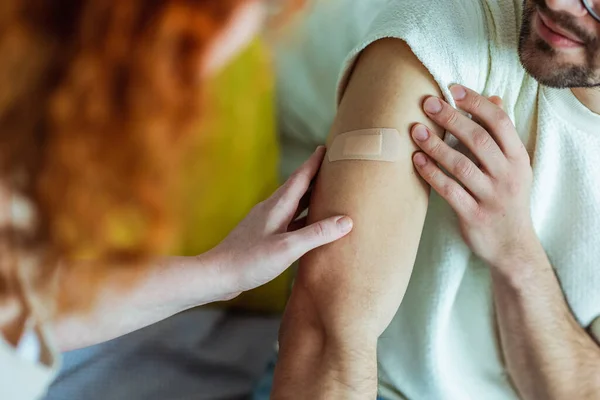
282;215;353;261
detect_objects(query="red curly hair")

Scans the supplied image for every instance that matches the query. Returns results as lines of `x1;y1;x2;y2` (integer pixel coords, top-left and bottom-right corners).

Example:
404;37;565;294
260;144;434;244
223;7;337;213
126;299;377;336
0;0;302;321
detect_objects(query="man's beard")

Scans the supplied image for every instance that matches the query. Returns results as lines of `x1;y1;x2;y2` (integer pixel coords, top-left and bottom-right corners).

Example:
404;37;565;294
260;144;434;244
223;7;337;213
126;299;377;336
518;0;600;88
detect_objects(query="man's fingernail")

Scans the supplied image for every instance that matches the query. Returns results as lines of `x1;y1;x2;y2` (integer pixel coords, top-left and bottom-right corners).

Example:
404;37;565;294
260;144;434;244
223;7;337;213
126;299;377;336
414;153;428;167
316;145;325;152
424;97;443;114
413;125;430;141
336;216;353;233
450;85;467;101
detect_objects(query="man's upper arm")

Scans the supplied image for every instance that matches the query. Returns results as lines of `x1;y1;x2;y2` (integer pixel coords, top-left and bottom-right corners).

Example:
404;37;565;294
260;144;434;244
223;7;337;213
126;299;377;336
272;38;450;400
297;38;445;337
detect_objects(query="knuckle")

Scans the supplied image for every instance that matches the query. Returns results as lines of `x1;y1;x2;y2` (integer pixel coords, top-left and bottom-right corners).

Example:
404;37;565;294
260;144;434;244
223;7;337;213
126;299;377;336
516;147;532;165
504;177;522;196
312;221;330;239
454;157;474;179
286;171;304;189
265;191;286;212
277;189;294;206
268;186;287;206
441;182;457;199
472;206;488;224
423;164;438;181
253;199;270;215
444;109;460;128
275;235;294;254
280;178;303;202
496;110;513;130
429;138;445;158
472;128;493;151
468;94;483;112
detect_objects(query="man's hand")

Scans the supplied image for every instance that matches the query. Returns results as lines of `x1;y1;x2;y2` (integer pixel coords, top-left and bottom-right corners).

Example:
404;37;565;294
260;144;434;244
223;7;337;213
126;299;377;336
410;85;600;400
410;85;537;270
212;146;353;294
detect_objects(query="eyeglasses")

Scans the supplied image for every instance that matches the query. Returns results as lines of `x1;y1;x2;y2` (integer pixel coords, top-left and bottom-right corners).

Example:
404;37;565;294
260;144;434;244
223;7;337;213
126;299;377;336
582;0;600;23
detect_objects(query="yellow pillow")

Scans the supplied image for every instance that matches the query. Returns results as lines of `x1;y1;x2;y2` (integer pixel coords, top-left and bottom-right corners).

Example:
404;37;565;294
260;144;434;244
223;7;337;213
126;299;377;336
176;40;290;313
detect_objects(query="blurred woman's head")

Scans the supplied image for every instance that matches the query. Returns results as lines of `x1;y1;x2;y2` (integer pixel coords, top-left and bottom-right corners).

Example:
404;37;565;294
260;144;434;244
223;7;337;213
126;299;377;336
0;0;301;316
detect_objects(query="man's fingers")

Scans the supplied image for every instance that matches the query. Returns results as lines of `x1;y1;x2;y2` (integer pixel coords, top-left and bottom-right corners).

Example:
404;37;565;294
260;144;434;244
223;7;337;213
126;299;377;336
413;152;479;220
411;124;491;199
422;95;506;176
449;85;522;158
488;95;504;109
281;215;353;262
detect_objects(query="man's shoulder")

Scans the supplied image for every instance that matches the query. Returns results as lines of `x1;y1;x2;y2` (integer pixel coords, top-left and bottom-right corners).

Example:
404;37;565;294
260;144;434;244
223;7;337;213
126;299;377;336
338;0;525;107
369;0;492;94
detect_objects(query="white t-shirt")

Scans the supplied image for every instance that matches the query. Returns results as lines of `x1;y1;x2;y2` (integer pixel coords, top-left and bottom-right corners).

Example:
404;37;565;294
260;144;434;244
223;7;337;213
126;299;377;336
277;0;600;399
0;322;59;400
0;190;59;399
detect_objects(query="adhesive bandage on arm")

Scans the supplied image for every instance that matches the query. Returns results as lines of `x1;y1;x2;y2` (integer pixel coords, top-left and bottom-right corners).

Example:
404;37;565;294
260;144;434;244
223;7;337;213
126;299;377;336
327;128;402;163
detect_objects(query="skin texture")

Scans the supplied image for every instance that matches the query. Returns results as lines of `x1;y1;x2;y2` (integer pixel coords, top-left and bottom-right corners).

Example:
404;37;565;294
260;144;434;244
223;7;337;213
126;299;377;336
51;148;354;351
272;38;445;399
412;86;600;399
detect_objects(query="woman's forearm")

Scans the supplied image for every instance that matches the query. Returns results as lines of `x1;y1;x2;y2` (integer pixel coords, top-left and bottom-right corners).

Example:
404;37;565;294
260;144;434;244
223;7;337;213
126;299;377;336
52;251;236;351
50;147;356;352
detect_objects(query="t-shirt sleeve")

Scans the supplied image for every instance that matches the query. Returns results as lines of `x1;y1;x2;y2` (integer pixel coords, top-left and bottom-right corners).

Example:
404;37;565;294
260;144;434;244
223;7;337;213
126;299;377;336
337;0;490;112
589;317;600;342
0;323;60;400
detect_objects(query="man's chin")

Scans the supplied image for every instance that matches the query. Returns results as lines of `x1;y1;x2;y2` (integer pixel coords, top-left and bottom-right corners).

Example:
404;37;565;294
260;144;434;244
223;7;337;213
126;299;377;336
520;51;595;88
530;63;600;89
519;30;600;88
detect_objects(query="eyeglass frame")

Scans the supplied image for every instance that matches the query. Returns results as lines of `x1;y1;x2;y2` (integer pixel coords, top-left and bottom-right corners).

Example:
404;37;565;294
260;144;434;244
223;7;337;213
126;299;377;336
582;0;600;23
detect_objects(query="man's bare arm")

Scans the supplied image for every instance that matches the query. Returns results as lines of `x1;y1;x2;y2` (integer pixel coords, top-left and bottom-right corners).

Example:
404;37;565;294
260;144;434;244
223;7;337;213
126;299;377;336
272;38;444;399
492;249;600;400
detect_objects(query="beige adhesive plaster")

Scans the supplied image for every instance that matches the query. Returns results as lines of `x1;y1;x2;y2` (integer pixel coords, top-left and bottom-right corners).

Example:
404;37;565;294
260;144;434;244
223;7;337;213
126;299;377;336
327;128;402;163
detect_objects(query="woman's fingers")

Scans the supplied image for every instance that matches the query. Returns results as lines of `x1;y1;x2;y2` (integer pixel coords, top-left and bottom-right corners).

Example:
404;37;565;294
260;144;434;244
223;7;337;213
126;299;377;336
267;147;325;225
278;146;325;204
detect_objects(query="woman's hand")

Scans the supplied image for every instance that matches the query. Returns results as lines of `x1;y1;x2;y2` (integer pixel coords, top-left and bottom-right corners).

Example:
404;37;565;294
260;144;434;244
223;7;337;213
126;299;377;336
52;147;351;351
212;146;353;294
411;85;538;271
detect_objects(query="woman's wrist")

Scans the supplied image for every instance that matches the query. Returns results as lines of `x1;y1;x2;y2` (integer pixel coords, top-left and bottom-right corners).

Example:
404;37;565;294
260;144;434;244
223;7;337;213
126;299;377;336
164;249;242;310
